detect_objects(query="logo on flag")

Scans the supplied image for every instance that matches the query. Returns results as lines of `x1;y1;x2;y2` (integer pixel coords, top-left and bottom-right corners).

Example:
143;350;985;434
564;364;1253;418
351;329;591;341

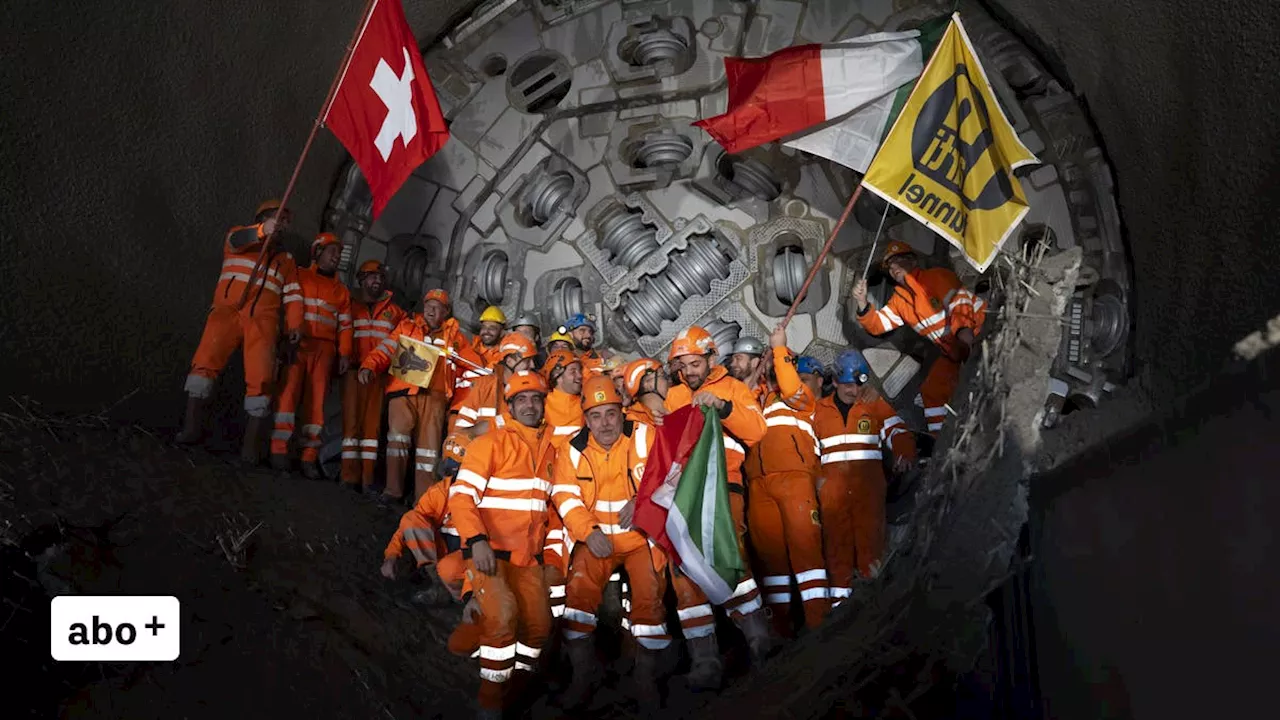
325;0;449;218
861;13;1039;272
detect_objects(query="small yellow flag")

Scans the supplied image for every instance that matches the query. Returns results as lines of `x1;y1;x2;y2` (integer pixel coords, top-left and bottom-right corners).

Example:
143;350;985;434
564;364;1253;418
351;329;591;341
861;13;1039;272
390;335;443;389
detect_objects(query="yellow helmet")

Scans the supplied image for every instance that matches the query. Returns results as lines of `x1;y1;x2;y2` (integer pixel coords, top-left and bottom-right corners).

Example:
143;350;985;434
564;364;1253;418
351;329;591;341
546;329;573;348
479;306;507;325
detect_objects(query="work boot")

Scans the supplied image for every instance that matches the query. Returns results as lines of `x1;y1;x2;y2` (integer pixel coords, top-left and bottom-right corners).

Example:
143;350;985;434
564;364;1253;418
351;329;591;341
684;634;723;692
561;636;601;709
175;395;207;444
631;647;662;711
241;415;267;465
736;608;776;667
300;461;321;480
270;454;291;472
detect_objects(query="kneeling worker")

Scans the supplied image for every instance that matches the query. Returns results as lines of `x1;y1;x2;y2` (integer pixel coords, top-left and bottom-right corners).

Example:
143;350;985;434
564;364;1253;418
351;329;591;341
552;376;667;709
447;371;558;719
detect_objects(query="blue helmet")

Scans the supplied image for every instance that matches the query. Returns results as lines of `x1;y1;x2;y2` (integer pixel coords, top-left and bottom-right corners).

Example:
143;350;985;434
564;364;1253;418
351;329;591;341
796;356;825;376
563;313;596;332
833;349;871;385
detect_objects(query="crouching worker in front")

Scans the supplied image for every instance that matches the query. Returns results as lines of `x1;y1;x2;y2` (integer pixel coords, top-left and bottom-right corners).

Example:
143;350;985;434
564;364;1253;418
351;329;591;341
552;376;667;711
446;371;558;720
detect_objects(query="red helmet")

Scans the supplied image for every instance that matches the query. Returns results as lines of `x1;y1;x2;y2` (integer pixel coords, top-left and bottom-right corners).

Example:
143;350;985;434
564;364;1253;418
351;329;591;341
423;288;451;308
880;239;916;268
312;232;340;256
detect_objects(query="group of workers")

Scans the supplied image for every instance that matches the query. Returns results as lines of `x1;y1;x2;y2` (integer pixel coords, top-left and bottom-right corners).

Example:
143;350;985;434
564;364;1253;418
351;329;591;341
178;201;987;718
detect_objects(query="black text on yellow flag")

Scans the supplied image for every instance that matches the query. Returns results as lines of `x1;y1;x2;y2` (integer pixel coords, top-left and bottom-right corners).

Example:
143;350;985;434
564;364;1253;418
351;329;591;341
861;13;1040;272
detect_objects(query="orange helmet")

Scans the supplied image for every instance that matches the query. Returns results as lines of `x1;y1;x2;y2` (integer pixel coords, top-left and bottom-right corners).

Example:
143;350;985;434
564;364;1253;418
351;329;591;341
312;232;340;256
357;259;384;275
423;288;451;308
255;198;283;218
497;332;538;361
880;239;916;268
504;370;549;399
622;358;663;398
541;349;581;385
581;375;623;412
668;326;717;362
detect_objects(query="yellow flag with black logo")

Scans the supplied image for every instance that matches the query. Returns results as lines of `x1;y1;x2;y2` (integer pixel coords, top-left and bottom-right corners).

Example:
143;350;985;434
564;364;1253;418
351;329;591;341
861;13;1039;272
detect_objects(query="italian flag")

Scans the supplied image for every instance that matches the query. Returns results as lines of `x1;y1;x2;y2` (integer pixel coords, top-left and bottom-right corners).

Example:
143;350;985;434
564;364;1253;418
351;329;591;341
694;16;949;173
633;405;743;604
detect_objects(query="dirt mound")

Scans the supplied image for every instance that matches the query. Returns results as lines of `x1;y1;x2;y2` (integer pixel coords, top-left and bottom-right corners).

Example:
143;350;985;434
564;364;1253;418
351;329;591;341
3;423;475;719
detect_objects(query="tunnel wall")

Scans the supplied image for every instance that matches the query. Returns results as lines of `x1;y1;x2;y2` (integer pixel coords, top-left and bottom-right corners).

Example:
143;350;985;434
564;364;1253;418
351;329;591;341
987;0;1280;402
0;0;471;428
1029;347;1280;719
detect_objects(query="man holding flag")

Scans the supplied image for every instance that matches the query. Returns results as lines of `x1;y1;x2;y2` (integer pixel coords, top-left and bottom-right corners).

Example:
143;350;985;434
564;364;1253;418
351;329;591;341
655;325;769;690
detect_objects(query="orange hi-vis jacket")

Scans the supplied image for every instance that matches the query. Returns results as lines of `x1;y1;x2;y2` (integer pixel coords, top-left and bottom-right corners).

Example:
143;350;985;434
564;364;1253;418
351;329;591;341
746;347;820;479
471;336;504;369
215;224;303;329
352;292;406;362
857;267;987;359
546;389;583;440
579;350;609;377
625;401;661;426
296;266;354;356
382;477;461;562
448;421;558;568
362;315;470;397
551;422;654;553
665;366;767;486
812;394;916;470
455;368;509;433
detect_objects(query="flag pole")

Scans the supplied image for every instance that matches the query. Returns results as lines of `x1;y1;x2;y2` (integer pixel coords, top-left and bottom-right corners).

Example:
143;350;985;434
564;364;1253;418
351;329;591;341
237;0;379;310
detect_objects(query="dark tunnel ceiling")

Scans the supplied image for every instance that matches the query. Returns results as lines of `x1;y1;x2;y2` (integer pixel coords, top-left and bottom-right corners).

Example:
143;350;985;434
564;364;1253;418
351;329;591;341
1;0;1278;444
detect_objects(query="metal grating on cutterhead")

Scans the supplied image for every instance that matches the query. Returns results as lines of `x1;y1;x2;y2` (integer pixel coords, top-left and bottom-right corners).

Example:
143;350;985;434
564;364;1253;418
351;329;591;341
702;318;742;364
597;201;659;269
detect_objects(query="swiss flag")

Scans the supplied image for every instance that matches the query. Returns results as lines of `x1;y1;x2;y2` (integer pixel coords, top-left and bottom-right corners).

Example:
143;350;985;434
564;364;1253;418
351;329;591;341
326;0;449;218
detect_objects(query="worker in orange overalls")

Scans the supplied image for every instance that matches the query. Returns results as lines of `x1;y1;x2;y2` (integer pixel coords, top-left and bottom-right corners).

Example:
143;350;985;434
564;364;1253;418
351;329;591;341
358;288;470;504
510;313;542;347
851;240;987;435
447;370;558;719
269;233;353;477
744;325;830;638
726;336;766;386
381;435;469;604
340;260;406;490
545;328;574;356
560;313;618;378
813;349;916;607
553;376;666;710
178;200;303;463
620;358;668;426
453;333;539;438
665;325;770;689
472;306;507;366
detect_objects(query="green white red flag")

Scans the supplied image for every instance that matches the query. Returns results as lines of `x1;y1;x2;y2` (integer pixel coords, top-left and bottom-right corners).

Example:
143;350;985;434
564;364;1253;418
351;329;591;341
633;405;743;604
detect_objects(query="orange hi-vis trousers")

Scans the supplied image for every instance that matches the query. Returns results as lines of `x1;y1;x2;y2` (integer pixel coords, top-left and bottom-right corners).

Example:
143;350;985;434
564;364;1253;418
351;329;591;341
385;391;448;500
341;371;385;486
562;543;670;650
470;560;552;711
818;461;887;606
185;304;279;417
746;470;831;634
920;356;961;436
671;490;762;639
270;340;336;462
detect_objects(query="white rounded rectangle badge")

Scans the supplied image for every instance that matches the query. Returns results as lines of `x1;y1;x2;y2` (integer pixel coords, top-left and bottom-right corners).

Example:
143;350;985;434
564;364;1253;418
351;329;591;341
50;596;180;661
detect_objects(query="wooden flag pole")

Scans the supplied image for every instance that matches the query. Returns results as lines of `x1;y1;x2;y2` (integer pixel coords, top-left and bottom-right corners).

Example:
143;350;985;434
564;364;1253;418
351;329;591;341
237;0;379;310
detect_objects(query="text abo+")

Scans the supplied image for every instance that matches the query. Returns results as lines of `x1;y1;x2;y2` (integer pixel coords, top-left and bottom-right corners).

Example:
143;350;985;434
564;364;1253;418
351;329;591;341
50;596;180;661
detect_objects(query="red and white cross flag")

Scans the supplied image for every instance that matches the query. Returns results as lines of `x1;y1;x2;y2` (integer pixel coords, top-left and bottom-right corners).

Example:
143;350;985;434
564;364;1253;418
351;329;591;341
325;0;449;218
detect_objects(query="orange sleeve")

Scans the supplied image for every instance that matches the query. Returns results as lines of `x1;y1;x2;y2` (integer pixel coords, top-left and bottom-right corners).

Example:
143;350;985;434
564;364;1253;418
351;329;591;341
771;346;814;412
383;509;418;560
448;433;495;544
419;480;449;525
877;398;917;461
336;286;354;359
724;381;767;446
280;257;304;333
936;268;987;336
362;317;411;374
856;286;909;336
550;450;598;542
